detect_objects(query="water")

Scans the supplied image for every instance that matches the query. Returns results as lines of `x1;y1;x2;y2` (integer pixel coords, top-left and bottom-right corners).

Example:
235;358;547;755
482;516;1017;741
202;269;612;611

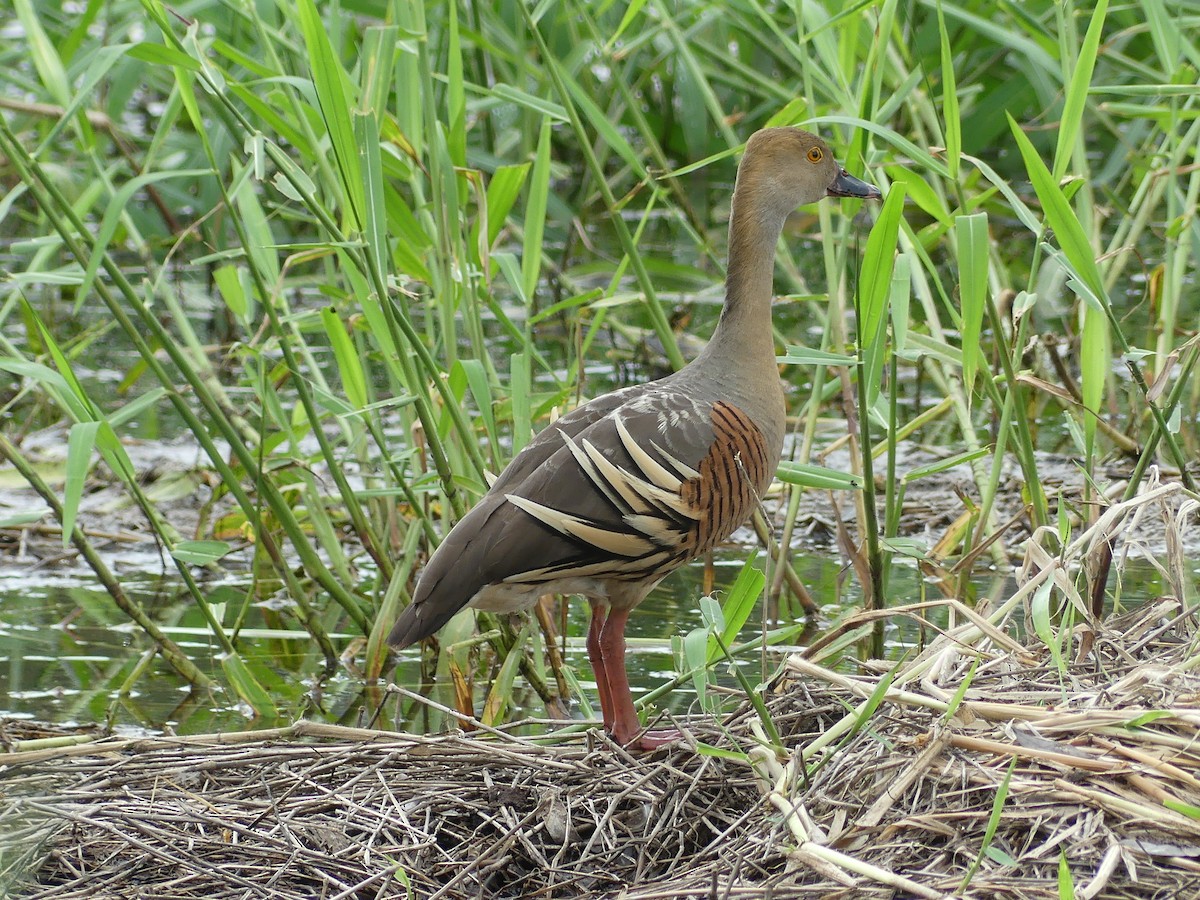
0;557;811;735
2;551;1187;738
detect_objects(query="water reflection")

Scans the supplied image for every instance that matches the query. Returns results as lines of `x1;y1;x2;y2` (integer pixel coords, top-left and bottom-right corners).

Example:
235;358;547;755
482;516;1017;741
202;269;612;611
0;555;1178;738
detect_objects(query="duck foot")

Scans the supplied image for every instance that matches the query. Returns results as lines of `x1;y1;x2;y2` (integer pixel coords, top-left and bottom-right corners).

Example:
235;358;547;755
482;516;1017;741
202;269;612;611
625;728;682;752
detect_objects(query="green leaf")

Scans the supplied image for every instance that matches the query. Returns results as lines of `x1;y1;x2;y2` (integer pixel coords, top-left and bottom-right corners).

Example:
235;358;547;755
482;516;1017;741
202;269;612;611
0;510;49;528
494;252;530;307
1080;302;1109;448
775;460;862;491
0;359;70;396
1054;0;1108;180
62;422;100;548
765;97;808;127
1010;117;1111;446
172;540;235;566
445;2;466;166
125;41;201;70
13;0;71;105
356;109;388;290
693;743;751;762
220;652;277;717
777;346;856;366
482;620;529;725
77;169;212;312
522;120;553;301
1163;799;1200;820
321;307;368;410
986;847;1018;867
491;84;568;122
857;182;907;361
683;625;713;710
1125;710;1172;728
1031;579;1066;676
562;77;648;179
937;1;961;180
295;0;364;230
707;554;764;663
458;358;498;462
878;537;931;560
889;253;912;354
1007;115;1107;307
359;26;398;121
232;162;280;287
607;0;652;49
962;757;1018;890
483;163;531;248
808;115;950;179
902;447;990;482
1058;849;1075;899
213;264;249;323
955;212;989;395
944;658;979;722
510;352;531;456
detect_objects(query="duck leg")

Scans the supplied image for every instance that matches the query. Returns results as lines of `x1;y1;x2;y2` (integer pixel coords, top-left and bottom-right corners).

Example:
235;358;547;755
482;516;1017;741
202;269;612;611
585;602;614;732
597;607;681;751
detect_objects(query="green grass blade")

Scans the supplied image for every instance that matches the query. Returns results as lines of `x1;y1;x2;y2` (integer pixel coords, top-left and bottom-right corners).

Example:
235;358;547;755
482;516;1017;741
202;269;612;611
1031;579;1067;677
1007;114;1106;306
943;658;979;722
13;0;71;106
510;352;531;456
937;1;961;180
962;757;1019;890
777;346;856;366
483;163;531;248
482;621;530;726
607;0;651;50
220;652;278;718
857;182;907;363
359;26;397;121
682;622;715;712
707;553;765;664
62;422;100;549
522;119;552;301
1054;0;1108;180
296;0;364;229
955;212;989;396
357;108;388;290
775;461;863;491
171;541;235;566
902;447;991;482
321;308;368;410
459;358;499;467
1058;848;1076;898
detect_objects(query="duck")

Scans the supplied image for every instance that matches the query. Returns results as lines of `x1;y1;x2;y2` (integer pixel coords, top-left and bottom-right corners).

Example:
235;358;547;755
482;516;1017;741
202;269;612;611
388;127;880;750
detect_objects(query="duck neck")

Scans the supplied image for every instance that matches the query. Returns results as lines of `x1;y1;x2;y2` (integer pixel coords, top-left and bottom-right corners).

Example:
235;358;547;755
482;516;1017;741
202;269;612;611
700;191;786;367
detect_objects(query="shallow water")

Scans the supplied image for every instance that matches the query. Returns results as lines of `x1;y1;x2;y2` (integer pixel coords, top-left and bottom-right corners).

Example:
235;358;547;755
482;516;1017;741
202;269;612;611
1;550;1186;738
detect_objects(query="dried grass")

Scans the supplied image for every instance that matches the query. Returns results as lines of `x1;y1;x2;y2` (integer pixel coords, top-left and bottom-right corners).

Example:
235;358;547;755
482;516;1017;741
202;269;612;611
2;486;1198;899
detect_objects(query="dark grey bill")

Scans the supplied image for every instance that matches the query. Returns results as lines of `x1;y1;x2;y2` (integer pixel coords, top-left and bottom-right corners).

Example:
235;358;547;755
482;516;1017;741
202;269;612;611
827;167;882;199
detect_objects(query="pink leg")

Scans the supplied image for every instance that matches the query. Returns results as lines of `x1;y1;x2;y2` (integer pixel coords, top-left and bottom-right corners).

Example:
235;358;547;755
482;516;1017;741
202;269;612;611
586;603;614;731
598;607;681;751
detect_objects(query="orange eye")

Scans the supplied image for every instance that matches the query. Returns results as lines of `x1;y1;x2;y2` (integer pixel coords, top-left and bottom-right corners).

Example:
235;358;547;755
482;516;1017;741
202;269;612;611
807;147;824;163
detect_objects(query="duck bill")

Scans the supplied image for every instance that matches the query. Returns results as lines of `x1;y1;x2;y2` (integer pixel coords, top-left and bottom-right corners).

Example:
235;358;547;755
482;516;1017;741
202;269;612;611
827;167;882;199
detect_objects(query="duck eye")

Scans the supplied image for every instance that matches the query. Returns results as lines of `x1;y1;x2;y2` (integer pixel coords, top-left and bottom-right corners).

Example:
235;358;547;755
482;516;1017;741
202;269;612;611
807;147;823;163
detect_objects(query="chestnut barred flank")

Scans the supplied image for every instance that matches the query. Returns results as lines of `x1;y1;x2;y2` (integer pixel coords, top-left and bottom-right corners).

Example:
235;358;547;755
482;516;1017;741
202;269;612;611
502;400;770;589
